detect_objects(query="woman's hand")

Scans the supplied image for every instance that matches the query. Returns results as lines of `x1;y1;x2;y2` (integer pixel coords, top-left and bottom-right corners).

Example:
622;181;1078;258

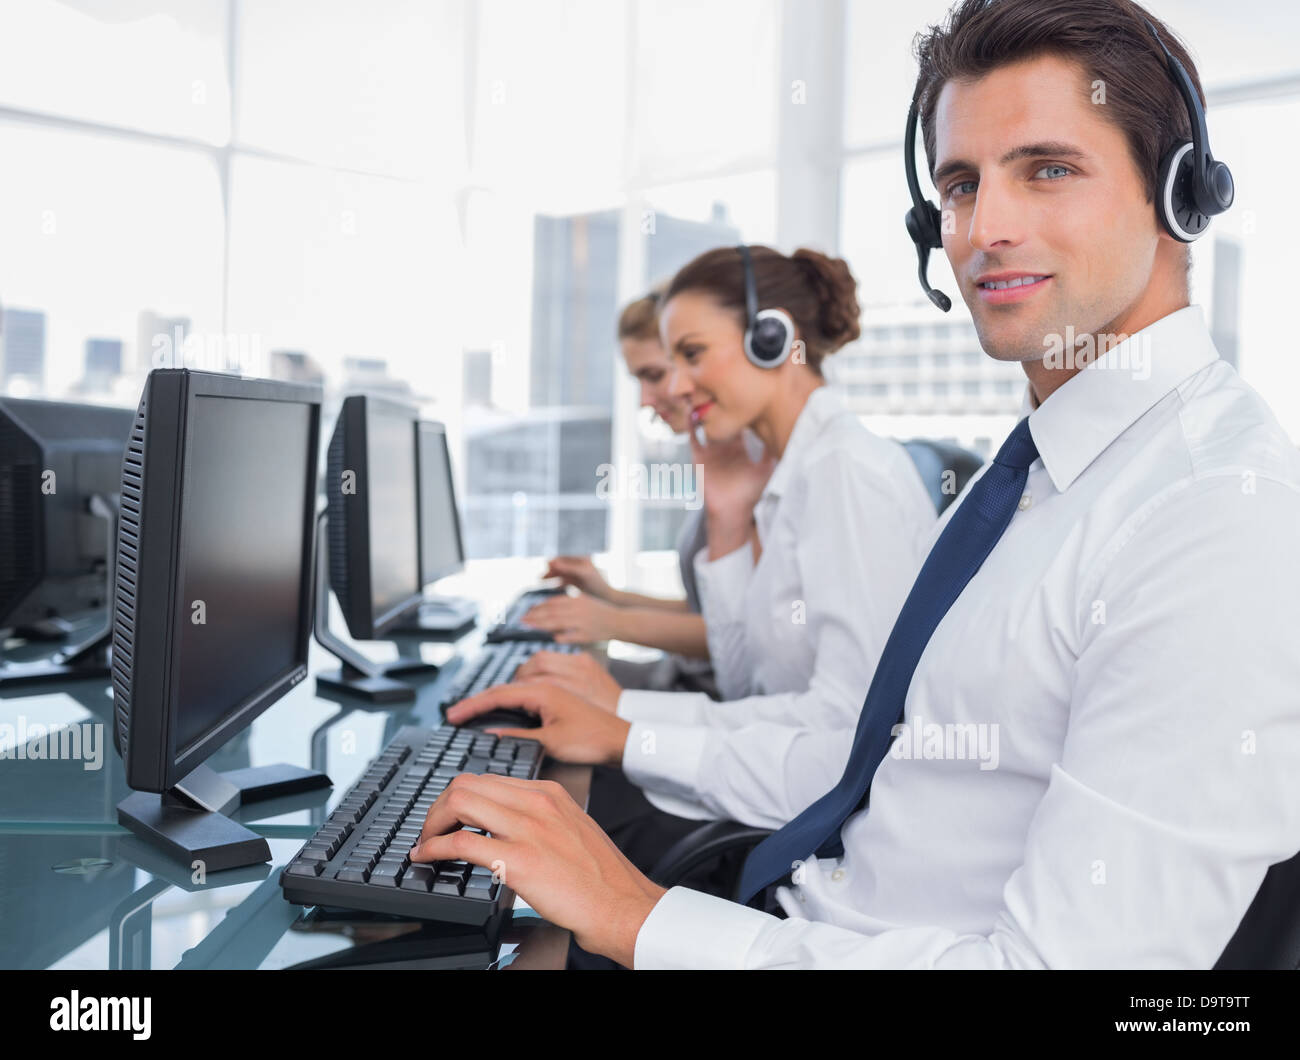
521;592;619;644
542;556;611;600
691;431;775;559
513;650;623;712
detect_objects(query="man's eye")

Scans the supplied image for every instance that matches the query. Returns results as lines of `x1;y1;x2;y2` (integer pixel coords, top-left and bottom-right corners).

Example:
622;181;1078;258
1035;164;1071;180
948;179;977;198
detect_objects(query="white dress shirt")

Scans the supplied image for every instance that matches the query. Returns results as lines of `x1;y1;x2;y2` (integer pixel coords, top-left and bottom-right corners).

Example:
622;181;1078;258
633;305;1300;968
618;385;936;820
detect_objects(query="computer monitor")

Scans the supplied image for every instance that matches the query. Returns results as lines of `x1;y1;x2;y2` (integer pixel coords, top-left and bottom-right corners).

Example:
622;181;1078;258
326;395;423;638
417;420;465;585
0;398;133;685
388;419;477;637
112;369;330;870
314;395;437;701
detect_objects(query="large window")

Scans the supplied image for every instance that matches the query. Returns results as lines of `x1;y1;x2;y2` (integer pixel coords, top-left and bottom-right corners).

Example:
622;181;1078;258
5;1;1294;596
455;0;782;590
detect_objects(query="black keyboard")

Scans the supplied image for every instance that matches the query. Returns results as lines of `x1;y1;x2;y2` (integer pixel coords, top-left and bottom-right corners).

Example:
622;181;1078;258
438;639;581;709
483;586;567;643
279;725;542;925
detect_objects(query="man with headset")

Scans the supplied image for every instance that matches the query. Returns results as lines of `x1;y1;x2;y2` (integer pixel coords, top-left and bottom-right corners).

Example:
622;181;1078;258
413;0;1300;968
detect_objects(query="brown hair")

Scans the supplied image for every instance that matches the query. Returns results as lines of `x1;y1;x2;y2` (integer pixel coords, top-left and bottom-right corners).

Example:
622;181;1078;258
665;246;860;372
617;281;669;343
913;0;1203;205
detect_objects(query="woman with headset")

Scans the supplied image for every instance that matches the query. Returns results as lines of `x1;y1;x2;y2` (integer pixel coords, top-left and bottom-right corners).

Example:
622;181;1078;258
523;285;753;696
507;244;939;881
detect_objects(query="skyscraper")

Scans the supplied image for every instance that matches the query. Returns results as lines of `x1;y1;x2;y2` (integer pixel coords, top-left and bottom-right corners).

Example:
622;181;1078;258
84;338;123;378
528;204;739;410
463;348;493;407
512;204;740;557
2;308;46;387
530;211;620;410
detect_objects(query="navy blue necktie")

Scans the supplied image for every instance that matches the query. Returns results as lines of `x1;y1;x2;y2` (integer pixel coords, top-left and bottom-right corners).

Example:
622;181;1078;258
736;416;1040;904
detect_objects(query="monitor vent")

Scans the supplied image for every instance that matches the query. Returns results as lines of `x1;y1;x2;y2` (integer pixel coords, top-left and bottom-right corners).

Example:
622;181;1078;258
111;396;147;759
0;415;38;620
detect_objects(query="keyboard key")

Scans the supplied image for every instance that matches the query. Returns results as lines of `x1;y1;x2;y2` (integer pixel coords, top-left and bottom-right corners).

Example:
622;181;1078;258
335;866;369;883
286;861;323;877
399;866;433;892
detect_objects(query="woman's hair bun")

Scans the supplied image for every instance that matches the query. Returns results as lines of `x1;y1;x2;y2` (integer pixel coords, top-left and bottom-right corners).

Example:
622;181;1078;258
792;247;861;352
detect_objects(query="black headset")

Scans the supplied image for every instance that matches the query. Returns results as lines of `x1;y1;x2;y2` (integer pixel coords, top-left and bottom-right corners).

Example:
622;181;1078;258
903;99;952;313
737;244;795;369
903;17;1234;311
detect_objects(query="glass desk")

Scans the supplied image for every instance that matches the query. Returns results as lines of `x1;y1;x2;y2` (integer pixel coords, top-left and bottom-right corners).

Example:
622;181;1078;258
0;584;591;970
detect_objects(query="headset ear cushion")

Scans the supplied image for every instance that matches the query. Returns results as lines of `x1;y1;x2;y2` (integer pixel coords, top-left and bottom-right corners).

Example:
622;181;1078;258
1157;140;1209;242
906;203;944;250
747;310;793;367
923;202;945;248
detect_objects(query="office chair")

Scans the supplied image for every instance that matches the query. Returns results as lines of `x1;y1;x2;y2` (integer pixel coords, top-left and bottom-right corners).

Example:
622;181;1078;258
1212;850;1300;969
900;438;985;515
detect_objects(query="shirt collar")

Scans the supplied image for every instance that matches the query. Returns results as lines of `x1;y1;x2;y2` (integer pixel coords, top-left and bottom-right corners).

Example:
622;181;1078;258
763;385;848;500
1027;305;1219;492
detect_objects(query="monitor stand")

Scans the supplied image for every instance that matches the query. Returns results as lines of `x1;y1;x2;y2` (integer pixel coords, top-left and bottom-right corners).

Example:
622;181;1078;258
12;616;78;640
311;512;438;703
117;762;331;873
391;594;478;638
0;494;117;689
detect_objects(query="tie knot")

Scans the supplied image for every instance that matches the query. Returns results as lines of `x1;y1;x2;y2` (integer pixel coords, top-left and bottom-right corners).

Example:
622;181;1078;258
993;416;1039;471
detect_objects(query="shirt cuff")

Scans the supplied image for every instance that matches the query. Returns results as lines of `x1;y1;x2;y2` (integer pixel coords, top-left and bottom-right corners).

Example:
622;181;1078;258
634;886;774;969
616;689;713;726
621;720;710;795
693;542;754;625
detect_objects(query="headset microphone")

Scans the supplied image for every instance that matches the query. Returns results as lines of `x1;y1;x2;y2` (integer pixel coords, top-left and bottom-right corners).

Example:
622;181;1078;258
903;98;952;313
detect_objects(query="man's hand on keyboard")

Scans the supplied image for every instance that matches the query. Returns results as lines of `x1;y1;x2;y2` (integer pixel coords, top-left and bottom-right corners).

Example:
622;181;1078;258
445;681;631;765
513;649;622;711
521;592;617;643
409;773;666;968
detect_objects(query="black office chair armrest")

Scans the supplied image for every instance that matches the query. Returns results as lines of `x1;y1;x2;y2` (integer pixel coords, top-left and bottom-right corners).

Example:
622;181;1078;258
1213;849;1300;969
648;820;773;892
